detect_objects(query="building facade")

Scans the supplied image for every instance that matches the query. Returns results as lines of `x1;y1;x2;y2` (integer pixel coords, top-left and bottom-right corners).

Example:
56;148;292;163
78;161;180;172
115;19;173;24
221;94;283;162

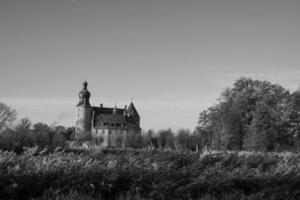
75;81;141;148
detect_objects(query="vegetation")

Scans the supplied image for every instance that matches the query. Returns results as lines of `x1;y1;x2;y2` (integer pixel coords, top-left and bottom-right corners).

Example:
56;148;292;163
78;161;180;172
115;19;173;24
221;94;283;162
196;77;300;152
0;148;299;200
0;102;17;132
0;118;74;154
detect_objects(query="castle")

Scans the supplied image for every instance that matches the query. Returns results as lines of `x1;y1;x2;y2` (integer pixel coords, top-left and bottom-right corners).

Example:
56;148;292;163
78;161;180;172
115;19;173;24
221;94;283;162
75;81;141;148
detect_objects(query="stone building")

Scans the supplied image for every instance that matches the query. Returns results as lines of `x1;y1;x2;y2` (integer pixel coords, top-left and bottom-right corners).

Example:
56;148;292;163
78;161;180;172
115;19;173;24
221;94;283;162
75;81;141;148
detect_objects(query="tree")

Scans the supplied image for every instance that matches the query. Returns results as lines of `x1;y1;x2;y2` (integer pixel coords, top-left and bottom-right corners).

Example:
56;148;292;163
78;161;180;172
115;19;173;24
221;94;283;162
15;118;32;131
176;129;191;150
33;122;52;132
140;129;156;148
64;126;75;140
32;122;54;147
157;129;175;148
52;126;68;147
188;131;200;151
195;77;292;151
13;118;33;150
287;89;300;150
144;129;159;148
52;132;66;147
196;110;214;149
246;102;290;151
0;102;17;132
289;89;300;134
126;131;143;148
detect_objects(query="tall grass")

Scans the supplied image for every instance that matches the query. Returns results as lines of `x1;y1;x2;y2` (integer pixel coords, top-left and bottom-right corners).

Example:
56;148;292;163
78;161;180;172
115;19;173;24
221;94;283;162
0;148;299;200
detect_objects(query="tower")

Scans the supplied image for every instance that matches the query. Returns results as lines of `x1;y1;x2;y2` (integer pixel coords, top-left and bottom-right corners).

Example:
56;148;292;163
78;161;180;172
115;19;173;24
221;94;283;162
75;81;92;140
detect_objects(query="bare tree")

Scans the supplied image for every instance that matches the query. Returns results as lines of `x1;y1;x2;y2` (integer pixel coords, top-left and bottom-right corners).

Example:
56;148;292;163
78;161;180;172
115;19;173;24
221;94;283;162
0;102;17;131
15;118;32;131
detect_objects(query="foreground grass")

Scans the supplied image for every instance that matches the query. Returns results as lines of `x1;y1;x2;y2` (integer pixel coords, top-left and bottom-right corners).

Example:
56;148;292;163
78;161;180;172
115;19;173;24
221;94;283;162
0;148;299;200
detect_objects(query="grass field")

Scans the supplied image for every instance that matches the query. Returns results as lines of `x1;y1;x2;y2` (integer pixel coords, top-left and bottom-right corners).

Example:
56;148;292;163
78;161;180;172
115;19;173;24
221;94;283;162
0;148;299;200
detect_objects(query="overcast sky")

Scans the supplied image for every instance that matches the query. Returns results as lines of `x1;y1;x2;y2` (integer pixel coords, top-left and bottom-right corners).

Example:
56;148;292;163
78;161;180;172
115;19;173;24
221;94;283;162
0;0;300;131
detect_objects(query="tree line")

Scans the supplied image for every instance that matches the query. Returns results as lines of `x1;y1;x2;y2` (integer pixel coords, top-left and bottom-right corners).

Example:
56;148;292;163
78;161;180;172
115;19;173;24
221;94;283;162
0;102;200;152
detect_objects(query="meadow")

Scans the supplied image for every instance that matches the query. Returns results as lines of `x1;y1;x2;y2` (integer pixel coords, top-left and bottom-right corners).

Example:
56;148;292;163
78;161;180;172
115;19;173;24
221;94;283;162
0;148;299;200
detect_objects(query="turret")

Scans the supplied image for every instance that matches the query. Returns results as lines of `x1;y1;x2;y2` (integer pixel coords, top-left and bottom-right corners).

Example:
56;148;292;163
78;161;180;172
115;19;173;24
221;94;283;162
77;81;91;107
75;81;92;140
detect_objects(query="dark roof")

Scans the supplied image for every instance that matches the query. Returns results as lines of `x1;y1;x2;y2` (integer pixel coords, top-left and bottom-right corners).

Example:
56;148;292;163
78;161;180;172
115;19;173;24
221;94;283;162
92;104;140;128
93;114;126;128
92;107;126;128
92;106;125;115
127;102;140;118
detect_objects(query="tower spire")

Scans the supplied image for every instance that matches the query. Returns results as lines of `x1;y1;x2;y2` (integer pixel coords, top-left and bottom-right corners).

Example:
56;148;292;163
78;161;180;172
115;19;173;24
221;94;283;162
77;81;91;107
83;80;88;89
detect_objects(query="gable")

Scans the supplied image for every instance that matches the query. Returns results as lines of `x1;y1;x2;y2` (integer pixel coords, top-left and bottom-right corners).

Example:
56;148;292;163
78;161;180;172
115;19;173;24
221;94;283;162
127;103;140;118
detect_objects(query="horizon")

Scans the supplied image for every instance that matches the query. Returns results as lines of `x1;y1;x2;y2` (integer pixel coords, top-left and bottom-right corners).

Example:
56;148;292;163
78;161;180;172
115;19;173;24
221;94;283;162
1;0;300;131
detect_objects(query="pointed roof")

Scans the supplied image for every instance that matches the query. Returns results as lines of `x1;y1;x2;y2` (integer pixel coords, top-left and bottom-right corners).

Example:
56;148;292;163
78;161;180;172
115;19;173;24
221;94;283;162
127;102;140;118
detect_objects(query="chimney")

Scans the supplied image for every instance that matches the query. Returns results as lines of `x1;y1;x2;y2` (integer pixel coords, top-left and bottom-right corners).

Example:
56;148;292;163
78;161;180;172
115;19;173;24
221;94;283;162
123;105;127;116
113;105;117;114
100;103;103;108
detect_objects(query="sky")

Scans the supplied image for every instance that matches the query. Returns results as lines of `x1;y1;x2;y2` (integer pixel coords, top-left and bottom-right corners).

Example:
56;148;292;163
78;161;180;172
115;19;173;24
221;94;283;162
0;0;300;131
